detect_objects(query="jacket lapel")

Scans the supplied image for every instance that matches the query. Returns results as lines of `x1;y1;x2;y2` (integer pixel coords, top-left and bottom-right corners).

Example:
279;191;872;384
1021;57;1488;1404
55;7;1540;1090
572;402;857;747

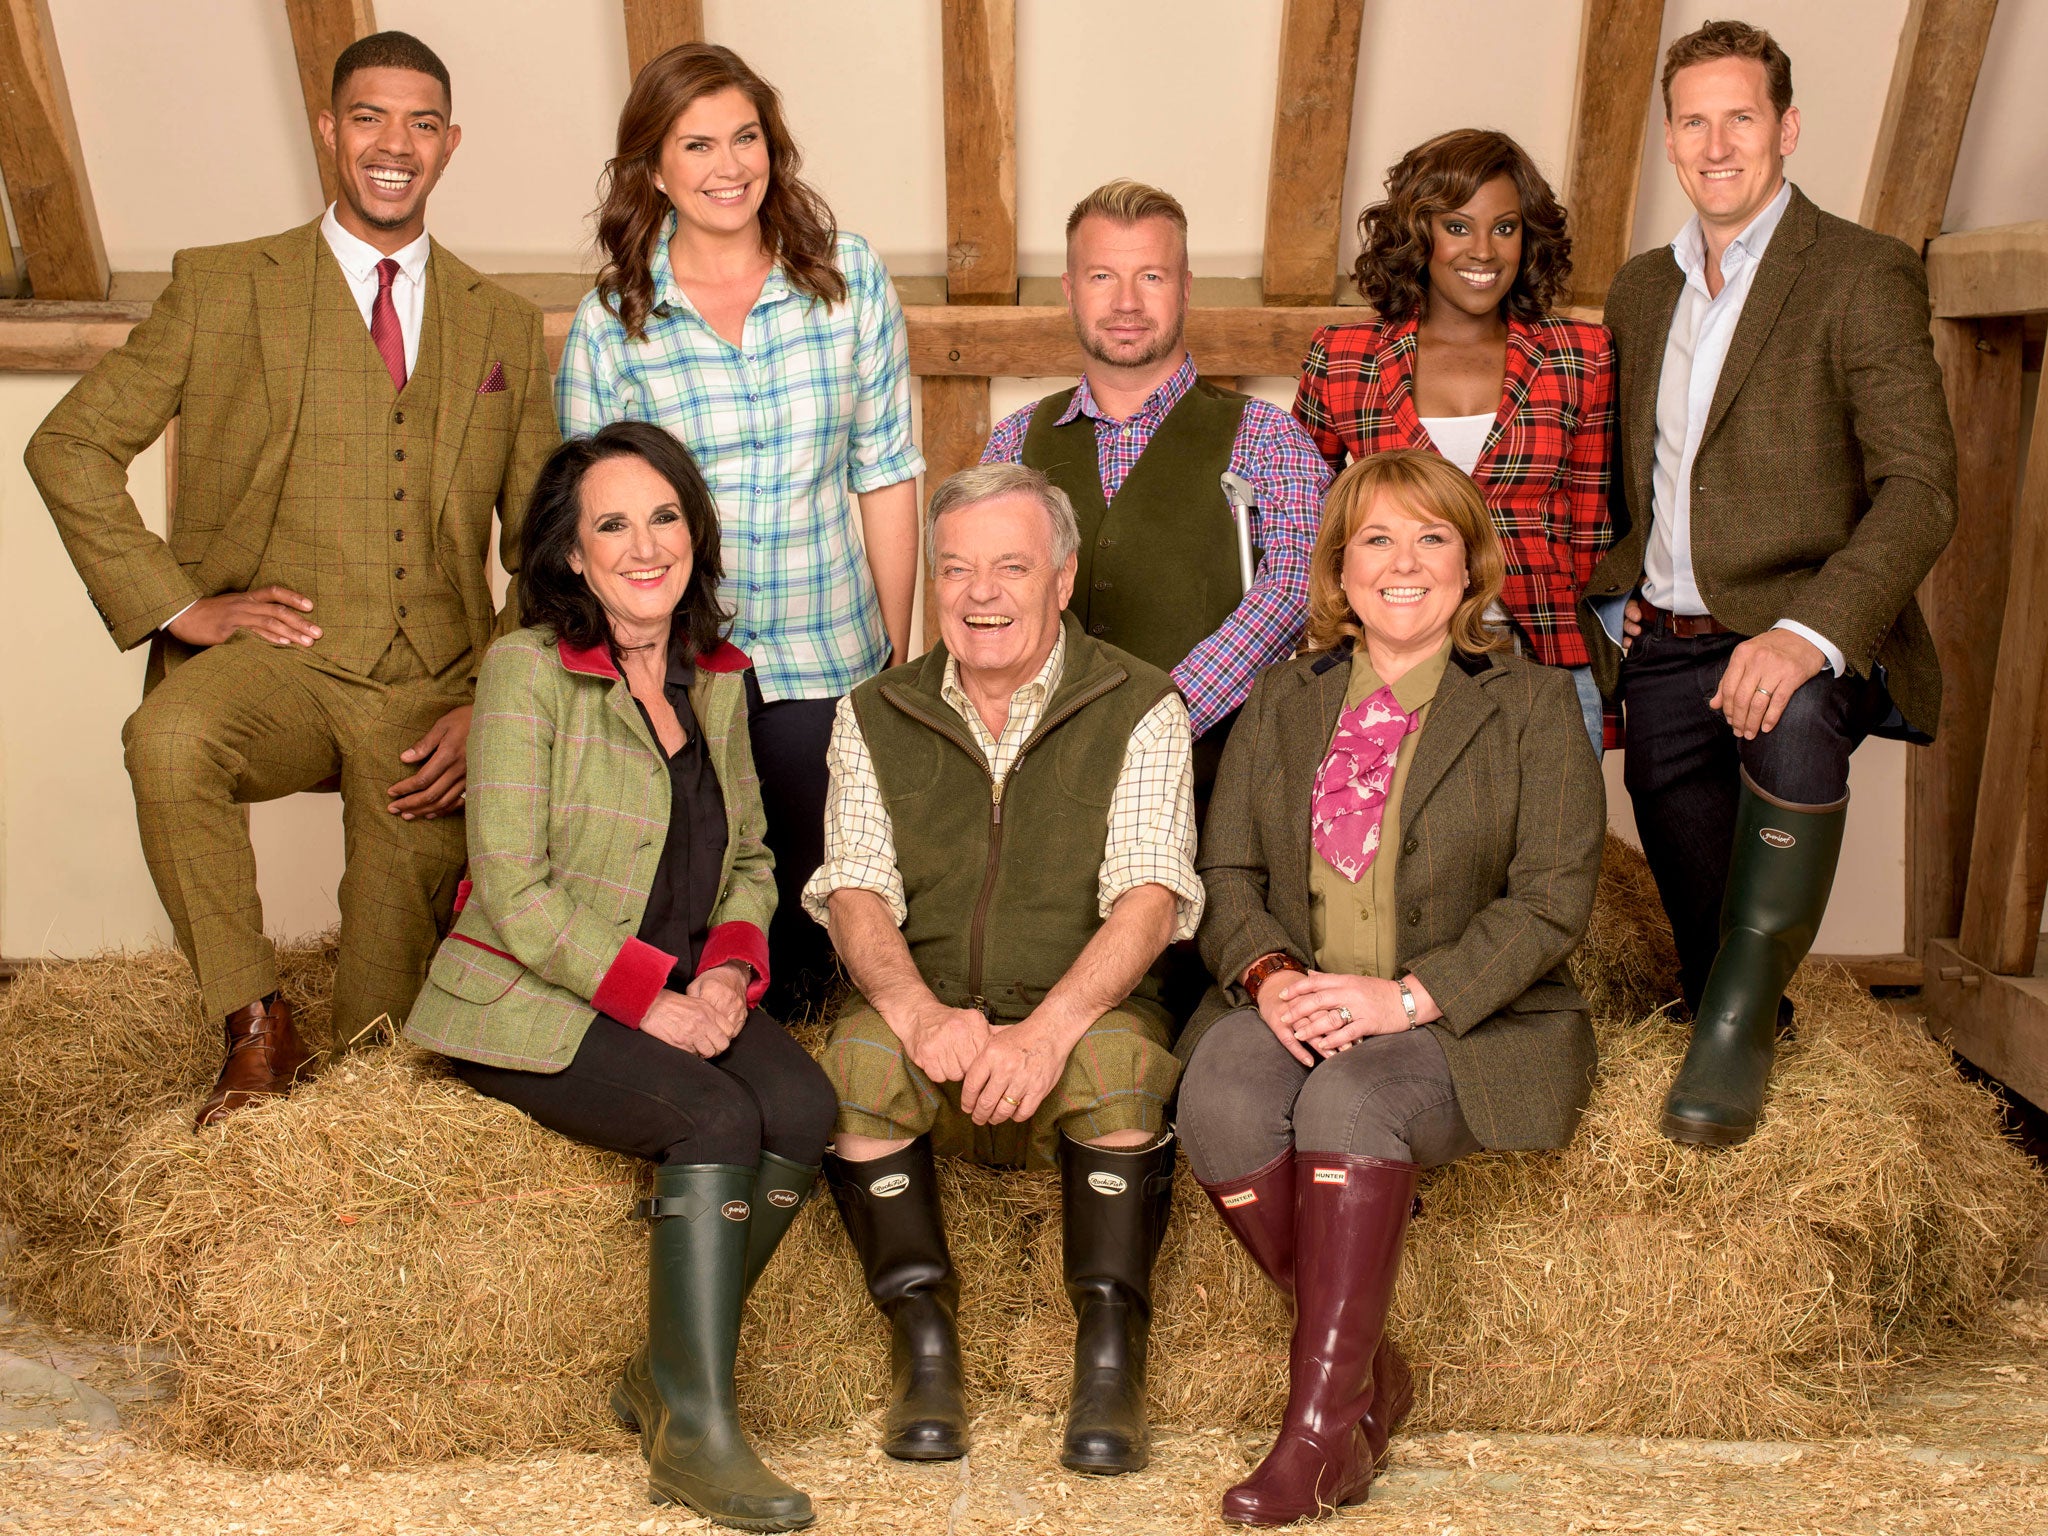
1396;656;1497;826
1490;321;1541;460
1377;321;1428;447
1702;186;1815;446
1273;652;1352;914
1627;257;1685;524
428;241;490;532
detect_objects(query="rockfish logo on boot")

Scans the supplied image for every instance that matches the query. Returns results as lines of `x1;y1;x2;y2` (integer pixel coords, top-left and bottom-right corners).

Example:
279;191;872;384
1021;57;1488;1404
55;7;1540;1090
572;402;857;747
869;1173;910;1197
1087;1172;1128;1195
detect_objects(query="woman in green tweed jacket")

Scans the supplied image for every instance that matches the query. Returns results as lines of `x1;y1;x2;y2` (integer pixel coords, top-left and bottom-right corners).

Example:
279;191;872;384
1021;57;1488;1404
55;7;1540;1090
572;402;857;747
406;422;830;1532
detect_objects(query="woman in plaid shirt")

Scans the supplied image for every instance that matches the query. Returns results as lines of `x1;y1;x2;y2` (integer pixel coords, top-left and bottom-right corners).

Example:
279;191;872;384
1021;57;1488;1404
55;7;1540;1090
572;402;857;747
1292;130;1616;751
559;44;924;1016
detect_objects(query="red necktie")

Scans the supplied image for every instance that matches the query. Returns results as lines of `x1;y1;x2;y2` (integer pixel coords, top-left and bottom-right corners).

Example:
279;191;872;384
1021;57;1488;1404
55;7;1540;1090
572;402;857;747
370;257;408;392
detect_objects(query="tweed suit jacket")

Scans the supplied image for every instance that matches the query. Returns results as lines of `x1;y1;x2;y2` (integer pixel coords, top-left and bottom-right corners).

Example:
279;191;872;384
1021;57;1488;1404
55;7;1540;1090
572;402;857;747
404;628;776;1073
1185;644;1606;1151
1574;186;1957;736
25;217;560;686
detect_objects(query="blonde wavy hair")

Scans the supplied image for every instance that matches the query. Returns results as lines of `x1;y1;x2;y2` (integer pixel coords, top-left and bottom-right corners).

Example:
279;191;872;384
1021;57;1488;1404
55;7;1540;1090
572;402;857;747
1303;449;1508;658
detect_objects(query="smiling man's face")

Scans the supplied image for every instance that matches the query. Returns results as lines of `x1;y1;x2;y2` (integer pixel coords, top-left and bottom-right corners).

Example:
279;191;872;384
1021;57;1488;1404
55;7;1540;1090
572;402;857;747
1664;55;1798;238
932;491;1076;696
320;65;460;251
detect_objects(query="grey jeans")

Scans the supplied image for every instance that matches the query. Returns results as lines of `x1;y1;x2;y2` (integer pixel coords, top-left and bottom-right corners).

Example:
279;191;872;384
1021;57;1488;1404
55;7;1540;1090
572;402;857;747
1177;1006;1481;1182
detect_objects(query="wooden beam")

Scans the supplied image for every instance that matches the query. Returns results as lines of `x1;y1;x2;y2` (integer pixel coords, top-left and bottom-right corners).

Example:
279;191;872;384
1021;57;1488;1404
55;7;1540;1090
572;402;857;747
1958;380;2048;973
1859;0;1999;249
0;202;20;298
940;0;1016;305
0;0;107;300
1925;939;2048;1112
1908;318;2024;953
282;0;377;211
1262;0;1367;307
621;0;703;80
1813;953;1925;990
1563;0;1666;309
916;376;992;648
1926;221;2048;319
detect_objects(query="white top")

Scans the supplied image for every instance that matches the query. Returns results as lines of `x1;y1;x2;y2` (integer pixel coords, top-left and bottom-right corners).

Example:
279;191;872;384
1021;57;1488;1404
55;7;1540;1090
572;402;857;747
320;204;430;376
1420;413;1494;476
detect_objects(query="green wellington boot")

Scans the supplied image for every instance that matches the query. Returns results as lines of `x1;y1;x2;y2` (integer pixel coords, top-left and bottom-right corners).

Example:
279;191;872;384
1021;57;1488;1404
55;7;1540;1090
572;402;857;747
614;1153;820;1459
638;1162;814;1530
1661;776;1847;1148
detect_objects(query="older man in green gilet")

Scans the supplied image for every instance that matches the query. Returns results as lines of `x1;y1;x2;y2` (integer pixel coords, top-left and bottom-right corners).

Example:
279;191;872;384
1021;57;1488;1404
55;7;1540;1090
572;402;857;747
803;464;1202;1478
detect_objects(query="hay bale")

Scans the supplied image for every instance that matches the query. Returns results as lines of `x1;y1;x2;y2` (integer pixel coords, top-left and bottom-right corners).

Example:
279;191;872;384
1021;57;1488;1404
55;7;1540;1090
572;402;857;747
0;935;339;1330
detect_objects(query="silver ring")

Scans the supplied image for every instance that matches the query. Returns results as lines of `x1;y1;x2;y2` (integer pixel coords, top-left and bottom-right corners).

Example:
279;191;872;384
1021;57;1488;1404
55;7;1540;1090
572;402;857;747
1755;685;1772;697
1335;1006;1353;1025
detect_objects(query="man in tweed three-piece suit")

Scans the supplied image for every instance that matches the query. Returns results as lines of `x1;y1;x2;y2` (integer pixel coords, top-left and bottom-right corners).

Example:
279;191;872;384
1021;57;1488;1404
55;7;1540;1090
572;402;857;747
26;32;559;1128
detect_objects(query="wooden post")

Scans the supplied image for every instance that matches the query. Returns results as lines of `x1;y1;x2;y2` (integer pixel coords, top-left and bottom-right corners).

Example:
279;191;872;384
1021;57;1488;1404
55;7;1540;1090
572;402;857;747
0;204;20;297
1908;318;2024;951
622;0;704;79
1860;0;1999;249
0;0;108;300
1261;0;1366;307
1562;0;1665;309
940;0;1016;305
1957;382;2048;974
282;0;378;211
917;377;993;649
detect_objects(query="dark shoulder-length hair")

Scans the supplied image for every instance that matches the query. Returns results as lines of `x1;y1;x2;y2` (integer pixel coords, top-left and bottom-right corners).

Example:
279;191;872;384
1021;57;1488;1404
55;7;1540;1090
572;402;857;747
519;421;731;665
1350;128;1572;323
592;42;846;340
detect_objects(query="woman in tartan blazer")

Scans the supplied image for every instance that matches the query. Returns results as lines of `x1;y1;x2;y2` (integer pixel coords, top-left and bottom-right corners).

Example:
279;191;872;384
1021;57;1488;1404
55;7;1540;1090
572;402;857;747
1293;129;1616;750
406;423;829;1531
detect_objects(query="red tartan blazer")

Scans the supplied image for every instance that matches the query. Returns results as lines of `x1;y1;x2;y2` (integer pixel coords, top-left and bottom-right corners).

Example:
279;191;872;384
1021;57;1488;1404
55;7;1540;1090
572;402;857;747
1291;314;1616;670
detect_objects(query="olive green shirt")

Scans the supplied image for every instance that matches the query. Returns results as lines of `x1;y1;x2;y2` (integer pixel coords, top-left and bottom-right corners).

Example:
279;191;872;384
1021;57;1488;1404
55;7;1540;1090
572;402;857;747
1308;639;1452;979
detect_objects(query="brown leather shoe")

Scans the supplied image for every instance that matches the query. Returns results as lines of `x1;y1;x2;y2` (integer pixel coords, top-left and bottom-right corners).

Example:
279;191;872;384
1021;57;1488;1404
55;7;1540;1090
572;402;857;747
194;995;315;1130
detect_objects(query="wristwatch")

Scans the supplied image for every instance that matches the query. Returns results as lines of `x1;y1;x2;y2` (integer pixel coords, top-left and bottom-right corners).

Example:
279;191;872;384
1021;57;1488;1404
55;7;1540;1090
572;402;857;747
1242;951;1307;1002
1396;978;1419;1029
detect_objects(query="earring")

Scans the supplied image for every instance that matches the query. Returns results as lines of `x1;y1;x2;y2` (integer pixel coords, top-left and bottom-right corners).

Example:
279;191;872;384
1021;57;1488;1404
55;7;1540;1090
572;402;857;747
654;179;666;192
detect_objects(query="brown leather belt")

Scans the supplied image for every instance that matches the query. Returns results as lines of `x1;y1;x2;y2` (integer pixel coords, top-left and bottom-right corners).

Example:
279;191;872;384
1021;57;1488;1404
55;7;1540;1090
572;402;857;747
1637;601;1737;639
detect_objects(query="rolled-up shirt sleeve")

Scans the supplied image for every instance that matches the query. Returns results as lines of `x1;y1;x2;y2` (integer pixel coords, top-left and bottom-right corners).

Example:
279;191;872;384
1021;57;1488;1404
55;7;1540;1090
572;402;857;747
846;238;925;493
1098;692;1205;940
801;694;909;927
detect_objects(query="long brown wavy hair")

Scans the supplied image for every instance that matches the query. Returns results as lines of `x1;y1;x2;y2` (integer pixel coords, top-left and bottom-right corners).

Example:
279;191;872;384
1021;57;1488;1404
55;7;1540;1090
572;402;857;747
1350;129;1571;323
1304;450;1507;659
593;43;846;340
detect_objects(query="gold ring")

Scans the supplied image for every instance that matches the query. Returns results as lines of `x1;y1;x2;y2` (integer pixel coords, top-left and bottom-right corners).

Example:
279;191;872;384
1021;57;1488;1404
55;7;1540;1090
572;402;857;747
1001;1094;1022;1105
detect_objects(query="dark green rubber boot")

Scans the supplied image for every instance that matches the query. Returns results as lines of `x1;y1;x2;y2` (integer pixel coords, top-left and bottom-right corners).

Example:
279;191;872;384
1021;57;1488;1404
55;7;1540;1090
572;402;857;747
639;1163;814;1530
1661;776;1847;1148
614;1154;821;1459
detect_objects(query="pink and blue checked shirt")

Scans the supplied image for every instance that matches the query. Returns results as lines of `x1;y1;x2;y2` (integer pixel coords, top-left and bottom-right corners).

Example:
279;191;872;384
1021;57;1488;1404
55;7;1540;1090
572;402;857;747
982;356;1331;736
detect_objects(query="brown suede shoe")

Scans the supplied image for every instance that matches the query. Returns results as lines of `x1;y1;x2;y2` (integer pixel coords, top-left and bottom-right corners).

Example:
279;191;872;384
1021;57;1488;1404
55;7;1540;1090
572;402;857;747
194;995;315;1130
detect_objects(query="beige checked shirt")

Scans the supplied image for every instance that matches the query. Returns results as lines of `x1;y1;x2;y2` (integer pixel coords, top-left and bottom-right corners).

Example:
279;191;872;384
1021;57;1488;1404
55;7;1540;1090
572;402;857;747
802;632;1204;939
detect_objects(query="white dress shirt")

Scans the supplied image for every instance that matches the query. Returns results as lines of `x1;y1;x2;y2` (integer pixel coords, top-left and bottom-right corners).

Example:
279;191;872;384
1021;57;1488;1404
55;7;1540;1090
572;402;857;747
320;204;430;376
1640;181;1841;673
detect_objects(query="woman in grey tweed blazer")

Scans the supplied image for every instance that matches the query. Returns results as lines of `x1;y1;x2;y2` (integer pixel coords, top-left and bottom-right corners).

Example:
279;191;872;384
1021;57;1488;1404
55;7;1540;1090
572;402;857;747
1176;450;1605;1527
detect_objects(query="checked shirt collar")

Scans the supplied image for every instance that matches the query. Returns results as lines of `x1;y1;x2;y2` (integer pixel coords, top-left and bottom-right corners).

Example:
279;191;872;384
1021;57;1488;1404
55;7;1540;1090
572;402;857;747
647;211;798;328
1055;352;1198;430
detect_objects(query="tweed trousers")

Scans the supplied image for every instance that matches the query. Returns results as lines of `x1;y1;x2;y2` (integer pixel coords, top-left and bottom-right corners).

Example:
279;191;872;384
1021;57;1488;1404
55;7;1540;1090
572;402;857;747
822;996;1181;1170
123;631;471;1036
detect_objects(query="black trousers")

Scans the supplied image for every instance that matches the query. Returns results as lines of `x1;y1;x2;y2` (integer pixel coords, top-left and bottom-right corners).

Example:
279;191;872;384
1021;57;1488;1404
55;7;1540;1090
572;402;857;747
452;1009;836;1168
745;673;841;1019
1619;626;1891;1011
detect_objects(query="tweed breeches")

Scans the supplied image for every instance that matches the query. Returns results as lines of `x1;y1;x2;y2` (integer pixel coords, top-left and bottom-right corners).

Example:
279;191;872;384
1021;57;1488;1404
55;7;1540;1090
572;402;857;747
122;632;471;1036
822;995;1181;1170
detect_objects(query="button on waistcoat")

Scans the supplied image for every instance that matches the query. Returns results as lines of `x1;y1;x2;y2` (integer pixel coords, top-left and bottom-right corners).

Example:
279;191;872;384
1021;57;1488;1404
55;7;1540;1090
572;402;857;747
258;251;468;675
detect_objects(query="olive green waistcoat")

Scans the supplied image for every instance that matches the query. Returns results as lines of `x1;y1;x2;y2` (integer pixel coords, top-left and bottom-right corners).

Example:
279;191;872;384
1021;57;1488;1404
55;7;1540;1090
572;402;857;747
850;616;1173;1022
256;249;466;676
1022;379;1248;676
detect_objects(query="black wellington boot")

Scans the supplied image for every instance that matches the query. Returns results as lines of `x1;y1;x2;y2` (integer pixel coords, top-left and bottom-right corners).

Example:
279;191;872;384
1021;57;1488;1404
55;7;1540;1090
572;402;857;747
1661;775;1847;1147
1059;1130;1177;1475
824;1136;969;1460
615;1153;821;1457
640;1163;814;1530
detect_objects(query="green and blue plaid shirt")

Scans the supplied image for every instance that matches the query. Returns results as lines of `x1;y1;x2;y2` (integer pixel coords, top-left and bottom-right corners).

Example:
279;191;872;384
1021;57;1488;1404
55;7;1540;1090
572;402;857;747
556;224;923;701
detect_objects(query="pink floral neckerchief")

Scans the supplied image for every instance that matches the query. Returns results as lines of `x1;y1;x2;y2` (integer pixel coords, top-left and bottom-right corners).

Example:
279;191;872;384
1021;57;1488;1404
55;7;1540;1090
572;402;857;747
1310;685;1421;883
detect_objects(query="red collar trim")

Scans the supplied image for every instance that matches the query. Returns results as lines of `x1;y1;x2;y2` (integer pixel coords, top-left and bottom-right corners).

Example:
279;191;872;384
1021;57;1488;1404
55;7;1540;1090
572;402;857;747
554;637;751;678
697;640;751;674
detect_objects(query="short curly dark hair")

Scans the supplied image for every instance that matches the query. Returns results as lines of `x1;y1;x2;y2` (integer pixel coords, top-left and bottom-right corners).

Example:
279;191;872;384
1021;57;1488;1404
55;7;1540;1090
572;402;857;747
1350;129;1572;323
518;422;731;667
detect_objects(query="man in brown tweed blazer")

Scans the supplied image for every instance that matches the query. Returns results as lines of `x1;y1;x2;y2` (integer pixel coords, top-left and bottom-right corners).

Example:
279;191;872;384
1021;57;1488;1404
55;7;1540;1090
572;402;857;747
1576;20;1956;1147
26;32;559;1128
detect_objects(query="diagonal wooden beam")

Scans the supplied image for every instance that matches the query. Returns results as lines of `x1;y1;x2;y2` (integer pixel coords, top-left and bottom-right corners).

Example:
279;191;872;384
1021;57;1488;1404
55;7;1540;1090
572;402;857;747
1262;0;1366;307
1563;0;1665;309
940;0;1016;305
1860;0;1999;250
0;0;107;300
283;0;378;211
621;0;704;80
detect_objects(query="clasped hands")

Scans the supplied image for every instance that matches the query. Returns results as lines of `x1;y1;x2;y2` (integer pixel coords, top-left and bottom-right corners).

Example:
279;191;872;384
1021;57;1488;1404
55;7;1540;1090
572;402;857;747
891;996;1066;1128
165;584;471;818
1258;970;1422;1068
1621;599;1825;740
640;963;751;1057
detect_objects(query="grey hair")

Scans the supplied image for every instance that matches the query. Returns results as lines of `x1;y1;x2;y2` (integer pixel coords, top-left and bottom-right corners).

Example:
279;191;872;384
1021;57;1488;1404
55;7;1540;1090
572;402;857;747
924;462;1081;574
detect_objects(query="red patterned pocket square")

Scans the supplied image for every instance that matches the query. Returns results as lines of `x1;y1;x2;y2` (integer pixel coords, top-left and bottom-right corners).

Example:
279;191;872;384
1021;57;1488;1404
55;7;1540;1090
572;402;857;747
478;361;508;394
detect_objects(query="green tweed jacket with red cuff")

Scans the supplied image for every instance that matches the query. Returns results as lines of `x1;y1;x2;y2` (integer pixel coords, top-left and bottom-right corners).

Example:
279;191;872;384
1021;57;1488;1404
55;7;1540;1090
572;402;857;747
404;625;775;1072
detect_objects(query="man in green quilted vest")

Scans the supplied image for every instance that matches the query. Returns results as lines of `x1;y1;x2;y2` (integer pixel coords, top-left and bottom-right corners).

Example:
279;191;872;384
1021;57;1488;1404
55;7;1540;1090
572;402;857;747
803;465;1202;1478
26;33;558;1129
